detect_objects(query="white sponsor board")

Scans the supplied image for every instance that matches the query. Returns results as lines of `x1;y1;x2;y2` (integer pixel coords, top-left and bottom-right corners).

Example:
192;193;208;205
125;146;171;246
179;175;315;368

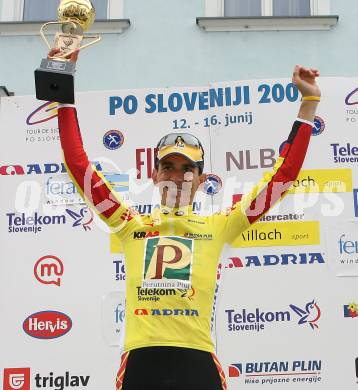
1;78;358;389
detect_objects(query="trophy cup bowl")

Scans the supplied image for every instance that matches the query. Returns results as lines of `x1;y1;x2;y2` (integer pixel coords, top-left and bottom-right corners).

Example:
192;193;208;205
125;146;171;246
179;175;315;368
34;0;100;104
58;0;95;33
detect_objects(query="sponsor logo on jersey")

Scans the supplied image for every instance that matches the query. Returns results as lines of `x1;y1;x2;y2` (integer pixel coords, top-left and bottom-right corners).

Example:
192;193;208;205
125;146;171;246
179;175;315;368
229;360;322;384
177;288;196;301
186;218;205;225
343;302;358;318
183;232;212;240
34;255;64;286
134;308;199;316
136;287;195;302
136;287;176;302
23;311;72;339
133;231;160;239
142;236;193;289
132;202;202;214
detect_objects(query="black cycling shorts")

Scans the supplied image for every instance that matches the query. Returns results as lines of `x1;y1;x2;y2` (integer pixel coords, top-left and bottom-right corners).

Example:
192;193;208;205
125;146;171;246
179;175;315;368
116;346;227;390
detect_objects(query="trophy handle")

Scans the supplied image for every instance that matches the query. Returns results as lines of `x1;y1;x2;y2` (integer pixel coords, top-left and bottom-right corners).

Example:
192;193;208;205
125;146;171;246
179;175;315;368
79;35;102;51
52;35;101;59
40;21;79;50
40;21;101;60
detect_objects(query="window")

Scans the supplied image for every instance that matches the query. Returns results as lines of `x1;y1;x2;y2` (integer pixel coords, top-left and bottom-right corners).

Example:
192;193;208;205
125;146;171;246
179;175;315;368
199;0;337;31
23;0;58;21
23;0;108;21
224;0;311;17
273;0;310;17
205;0;331;17
1;0;123;22
224;0;261;17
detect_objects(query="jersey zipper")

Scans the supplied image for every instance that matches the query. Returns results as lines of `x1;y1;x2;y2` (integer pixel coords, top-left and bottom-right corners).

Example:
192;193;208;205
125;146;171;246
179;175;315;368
170;213;173;235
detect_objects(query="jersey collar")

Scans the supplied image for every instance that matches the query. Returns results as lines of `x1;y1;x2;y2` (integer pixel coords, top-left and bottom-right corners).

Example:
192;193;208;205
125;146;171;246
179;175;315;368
152;204;196;218
163;204;196;216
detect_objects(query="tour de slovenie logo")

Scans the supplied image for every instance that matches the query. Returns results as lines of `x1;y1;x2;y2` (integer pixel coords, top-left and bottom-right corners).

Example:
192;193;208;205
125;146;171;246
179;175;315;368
26;101;58;125
142;236;193;289
345;87;358;105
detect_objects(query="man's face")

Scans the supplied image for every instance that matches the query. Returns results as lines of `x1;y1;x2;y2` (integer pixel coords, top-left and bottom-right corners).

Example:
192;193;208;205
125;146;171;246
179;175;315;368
152;154;206;208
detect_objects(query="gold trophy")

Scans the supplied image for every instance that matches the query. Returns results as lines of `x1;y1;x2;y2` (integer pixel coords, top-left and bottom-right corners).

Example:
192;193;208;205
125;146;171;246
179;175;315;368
35;0;101;103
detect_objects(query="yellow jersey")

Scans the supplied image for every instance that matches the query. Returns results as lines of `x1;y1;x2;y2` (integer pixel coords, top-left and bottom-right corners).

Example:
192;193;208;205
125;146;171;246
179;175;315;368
58;105;312;353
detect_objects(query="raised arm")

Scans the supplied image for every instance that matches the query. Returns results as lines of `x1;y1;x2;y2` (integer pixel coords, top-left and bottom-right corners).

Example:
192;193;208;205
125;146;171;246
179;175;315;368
242;65;320;224
215;66;320;244
53;49;137;230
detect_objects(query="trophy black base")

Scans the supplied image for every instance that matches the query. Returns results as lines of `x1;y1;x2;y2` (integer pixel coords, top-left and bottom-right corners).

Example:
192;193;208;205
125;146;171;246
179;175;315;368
35;59;76;104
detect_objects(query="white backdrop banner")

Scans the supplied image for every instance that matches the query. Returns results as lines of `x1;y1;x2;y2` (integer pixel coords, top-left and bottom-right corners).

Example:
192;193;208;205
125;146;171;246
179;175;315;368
1;78;358;389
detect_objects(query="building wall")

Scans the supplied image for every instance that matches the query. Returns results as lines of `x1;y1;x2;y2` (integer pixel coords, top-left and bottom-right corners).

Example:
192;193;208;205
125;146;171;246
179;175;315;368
0;0;357;96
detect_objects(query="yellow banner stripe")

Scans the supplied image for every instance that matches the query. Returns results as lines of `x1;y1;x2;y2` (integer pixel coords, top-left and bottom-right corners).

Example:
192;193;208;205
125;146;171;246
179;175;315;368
287;168;352;193
232;221;320;248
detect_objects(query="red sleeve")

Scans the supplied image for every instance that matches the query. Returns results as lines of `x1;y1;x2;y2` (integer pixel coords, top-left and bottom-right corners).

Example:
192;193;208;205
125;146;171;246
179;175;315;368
58;106;132;224
243;120;312;224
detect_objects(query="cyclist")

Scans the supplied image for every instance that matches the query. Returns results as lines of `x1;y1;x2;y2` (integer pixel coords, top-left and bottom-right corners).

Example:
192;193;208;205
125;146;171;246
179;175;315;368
54;49;320;390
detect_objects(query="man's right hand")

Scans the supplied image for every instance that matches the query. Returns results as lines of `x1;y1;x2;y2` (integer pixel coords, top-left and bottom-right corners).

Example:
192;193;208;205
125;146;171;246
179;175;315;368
48;48;80;63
